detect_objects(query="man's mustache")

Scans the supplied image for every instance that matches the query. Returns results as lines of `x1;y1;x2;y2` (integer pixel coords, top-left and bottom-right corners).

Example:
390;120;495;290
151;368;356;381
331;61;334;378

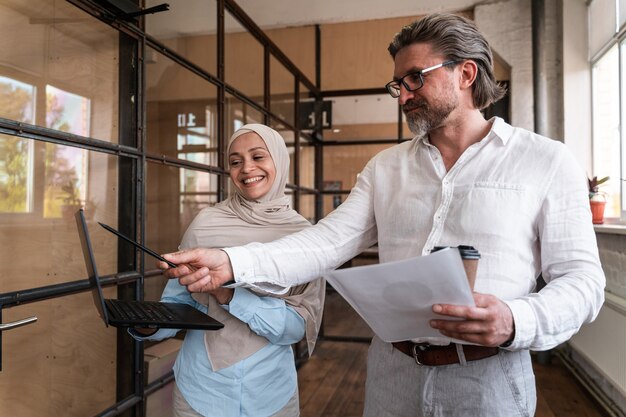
402;100;427;113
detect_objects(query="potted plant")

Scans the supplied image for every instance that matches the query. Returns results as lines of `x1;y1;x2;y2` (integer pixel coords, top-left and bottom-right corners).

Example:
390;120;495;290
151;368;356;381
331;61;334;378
588;175;609;224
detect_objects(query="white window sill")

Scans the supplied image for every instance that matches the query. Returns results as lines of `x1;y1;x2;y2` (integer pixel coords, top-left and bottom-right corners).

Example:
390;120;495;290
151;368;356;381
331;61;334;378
594;218;626;235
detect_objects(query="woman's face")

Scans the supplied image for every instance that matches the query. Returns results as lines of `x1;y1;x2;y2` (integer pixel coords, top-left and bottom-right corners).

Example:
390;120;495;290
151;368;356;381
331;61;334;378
228;132;276;201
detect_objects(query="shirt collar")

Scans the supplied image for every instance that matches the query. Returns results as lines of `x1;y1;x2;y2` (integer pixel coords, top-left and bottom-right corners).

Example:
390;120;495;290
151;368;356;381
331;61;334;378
413;116;513;147
489;116;513;145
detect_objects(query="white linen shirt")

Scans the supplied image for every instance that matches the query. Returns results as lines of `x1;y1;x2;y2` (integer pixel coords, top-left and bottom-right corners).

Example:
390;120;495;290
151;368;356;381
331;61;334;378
225;117;605;351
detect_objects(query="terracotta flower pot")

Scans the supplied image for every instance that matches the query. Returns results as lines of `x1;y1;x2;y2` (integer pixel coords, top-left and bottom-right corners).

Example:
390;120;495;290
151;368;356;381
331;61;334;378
590;200;606;224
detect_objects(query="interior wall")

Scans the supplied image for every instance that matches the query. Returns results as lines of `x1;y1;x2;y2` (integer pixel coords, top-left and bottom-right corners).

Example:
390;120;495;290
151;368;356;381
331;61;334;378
562;0;592;172
475;0;534;131
319;12;472;91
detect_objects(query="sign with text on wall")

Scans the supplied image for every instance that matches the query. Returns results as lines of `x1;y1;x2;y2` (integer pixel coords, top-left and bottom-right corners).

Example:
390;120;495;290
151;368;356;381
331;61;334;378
177;111;207;129
298;100;332;130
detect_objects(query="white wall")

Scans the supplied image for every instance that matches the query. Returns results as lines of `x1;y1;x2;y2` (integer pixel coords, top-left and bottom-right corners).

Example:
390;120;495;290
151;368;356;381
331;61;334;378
563;0;592;173
475;0;534;131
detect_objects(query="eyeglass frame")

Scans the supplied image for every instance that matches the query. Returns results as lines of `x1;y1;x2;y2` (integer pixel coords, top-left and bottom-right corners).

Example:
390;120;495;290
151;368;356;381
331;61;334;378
385;60;459;98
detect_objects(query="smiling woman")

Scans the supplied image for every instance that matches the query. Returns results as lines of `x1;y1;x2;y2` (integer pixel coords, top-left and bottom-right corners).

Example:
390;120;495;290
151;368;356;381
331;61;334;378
228;131;277;201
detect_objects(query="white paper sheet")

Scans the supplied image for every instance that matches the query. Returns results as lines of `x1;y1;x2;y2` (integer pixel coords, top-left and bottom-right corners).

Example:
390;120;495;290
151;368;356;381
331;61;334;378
325;247;475;343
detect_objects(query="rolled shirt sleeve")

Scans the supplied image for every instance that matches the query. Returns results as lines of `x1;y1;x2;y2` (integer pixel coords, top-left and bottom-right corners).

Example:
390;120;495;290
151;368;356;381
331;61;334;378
223;287;305;345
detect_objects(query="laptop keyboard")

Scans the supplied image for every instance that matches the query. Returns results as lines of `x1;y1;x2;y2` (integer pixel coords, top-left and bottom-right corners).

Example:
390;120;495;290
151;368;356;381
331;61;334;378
108;300;177;322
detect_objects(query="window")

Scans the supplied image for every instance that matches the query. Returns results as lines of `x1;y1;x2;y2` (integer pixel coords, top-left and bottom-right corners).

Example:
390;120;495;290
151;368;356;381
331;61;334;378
0;76;36;213
591;45;621;218
0;77;92;218
44;85;91;218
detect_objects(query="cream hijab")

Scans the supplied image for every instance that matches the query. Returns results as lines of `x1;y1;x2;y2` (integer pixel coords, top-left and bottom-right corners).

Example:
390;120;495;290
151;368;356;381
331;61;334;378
181;124;325;371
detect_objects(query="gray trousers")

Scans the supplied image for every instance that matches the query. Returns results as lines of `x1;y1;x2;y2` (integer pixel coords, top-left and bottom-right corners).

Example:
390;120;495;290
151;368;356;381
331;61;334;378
363;336;537;417
172;383;300;417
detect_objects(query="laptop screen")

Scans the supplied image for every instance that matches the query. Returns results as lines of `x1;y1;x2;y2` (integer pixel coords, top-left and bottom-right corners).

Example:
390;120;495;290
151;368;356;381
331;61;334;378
75;208;109;326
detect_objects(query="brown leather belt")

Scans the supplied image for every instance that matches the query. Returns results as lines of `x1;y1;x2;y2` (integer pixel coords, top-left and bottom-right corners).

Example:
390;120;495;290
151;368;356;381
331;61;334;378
392;341;499;366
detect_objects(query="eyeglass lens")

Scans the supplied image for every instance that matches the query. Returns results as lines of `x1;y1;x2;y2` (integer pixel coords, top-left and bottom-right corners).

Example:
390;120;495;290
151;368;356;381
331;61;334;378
387;73;423;98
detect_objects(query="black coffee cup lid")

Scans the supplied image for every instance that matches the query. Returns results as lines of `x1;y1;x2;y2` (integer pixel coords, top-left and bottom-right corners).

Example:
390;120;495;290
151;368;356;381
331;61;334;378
431;245;480;259
458;245;480;260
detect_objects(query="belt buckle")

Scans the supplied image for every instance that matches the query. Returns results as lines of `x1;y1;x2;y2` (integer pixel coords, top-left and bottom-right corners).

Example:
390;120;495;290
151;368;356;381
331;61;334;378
411;344;424;366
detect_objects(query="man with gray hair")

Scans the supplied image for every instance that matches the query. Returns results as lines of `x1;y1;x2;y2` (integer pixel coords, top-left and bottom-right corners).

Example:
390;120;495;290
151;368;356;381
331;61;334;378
158;13;604;416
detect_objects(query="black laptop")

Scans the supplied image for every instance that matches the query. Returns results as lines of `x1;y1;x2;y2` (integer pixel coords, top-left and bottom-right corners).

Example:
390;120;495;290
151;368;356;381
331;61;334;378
75;209;223;331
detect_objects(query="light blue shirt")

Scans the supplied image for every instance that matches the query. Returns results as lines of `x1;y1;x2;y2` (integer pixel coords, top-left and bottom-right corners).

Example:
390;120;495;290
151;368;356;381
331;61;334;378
130;279;305;417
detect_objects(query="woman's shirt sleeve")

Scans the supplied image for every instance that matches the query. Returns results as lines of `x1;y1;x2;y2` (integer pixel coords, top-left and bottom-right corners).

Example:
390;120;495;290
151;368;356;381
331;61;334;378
223;287;305;345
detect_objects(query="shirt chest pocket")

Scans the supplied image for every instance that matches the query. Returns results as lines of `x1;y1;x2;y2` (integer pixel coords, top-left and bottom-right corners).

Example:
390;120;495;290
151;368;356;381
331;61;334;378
451;182;538;239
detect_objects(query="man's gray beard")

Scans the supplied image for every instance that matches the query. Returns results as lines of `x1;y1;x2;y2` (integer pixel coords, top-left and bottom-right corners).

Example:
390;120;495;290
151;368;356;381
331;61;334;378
403;99;457;137
405;113;430;137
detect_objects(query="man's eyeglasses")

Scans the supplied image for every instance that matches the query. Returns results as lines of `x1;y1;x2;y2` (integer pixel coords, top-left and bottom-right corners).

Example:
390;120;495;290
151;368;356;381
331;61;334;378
385;60;458;98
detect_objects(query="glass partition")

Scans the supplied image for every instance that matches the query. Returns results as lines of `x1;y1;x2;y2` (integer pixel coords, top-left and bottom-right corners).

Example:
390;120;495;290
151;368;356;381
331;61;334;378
0;291;118;417
225;12;264;106
299;192;316;224
145;0;218;76
323;94;399;142
225;93;264;142
0;0;120;143
146;48;219;159
269;119;296;184
145;161;221;301
270;55;295;125
300;141;316;189
0;140;119;293
323;143;391;190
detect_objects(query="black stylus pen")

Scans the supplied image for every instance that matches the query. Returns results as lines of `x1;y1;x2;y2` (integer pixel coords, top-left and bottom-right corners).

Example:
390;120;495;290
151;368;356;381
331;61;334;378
98;222;178;268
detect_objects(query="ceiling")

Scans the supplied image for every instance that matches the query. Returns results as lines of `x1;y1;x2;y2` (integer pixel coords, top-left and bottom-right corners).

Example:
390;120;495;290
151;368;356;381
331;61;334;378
236;0;499;29
146;0;501;38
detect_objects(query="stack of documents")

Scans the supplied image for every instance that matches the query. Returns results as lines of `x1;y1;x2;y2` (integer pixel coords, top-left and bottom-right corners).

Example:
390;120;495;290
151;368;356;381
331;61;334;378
325;247;474;343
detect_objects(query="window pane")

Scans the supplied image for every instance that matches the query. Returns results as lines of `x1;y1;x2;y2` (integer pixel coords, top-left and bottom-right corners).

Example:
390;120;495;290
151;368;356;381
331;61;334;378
145;162;220;301
324;143;392;190
0;134;33;213
225;12;264;106
0;0;120;143
299;193;316;223
0;145;120;293
300;141;316;189
146;163;220;252
225;93;263;141
44;143;88;219
145;0;217;76
323;193;345;217
324;94;401;141
0;76;36;123
0;293;117;417
146;49;218;161
592;45;620;217
270;55;295;125
269;120;295;185
46;85;91;136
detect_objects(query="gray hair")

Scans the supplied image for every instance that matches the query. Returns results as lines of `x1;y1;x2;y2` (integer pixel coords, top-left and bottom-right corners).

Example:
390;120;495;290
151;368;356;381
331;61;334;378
388;13;506;110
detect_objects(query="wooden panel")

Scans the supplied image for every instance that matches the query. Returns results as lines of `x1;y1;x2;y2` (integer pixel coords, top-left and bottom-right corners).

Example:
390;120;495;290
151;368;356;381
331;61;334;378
320;11;473;91
323;142;390;189
0;290;117;417
266;25;316;85
324;122;399;141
